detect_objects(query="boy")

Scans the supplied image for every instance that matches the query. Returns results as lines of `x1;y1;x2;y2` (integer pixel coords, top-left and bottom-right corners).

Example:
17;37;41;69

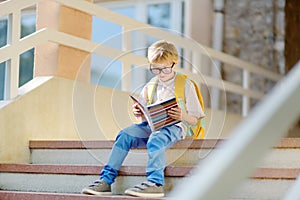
82;40;205;198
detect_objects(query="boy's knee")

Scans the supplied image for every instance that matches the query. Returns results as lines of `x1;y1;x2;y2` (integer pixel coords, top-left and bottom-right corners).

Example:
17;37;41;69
147;136;164;152
114;130;134;149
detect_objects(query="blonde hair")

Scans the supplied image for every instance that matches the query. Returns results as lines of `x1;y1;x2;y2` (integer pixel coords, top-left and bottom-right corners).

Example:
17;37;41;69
147;40;179;64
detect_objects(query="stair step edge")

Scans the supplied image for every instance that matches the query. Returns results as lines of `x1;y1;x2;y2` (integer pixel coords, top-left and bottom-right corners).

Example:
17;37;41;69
0;164;191;177
29;139;224;149
29;138;300;149
0;191;164;200
1;164;299;180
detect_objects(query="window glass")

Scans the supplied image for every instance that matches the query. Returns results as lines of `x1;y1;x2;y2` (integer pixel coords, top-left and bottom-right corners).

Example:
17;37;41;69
91;6;135;89
19;14;36;87
21;14;36;38
19;48;34;87
144;3;172;82
147;3;170;29
0;62;5;100
0;18;7;48
0;18;7;100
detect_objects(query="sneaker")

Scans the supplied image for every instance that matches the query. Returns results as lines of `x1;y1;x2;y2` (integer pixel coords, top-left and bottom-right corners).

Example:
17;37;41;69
81;180;112;195
124;181;164;198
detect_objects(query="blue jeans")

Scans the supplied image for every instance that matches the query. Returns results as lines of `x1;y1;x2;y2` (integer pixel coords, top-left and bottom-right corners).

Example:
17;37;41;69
100;121;182;186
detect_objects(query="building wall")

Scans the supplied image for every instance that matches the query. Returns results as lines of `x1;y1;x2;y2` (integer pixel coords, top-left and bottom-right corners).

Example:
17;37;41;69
0;77;135;163
222;0;285;113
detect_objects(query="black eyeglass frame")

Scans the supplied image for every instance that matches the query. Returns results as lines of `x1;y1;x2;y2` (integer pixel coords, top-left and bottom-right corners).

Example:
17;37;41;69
149;62;175;75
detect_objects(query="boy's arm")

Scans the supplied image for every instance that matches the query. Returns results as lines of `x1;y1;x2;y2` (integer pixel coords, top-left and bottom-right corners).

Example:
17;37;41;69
182;108;200;125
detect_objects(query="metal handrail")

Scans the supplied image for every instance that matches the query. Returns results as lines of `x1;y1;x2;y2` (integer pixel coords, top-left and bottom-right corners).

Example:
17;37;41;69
169;61;300;199
284;173;300;200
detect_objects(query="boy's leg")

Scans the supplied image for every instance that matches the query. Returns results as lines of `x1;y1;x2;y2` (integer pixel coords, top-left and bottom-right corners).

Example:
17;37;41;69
82;122;151;195
100;121;151;185
146;125;182;185
124;125;182;198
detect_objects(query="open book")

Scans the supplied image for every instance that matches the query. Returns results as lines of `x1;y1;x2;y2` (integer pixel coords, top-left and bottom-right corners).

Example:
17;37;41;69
130;95;181;132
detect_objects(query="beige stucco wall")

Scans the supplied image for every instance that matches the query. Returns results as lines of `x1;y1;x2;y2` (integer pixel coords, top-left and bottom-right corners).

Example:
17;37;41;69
0;77;242;164
0;77;134;163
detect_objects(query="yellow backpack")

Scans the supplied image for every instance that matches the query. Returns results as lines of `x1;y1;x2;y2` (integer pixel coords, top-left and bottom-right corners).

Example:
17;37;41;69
147;73;205;139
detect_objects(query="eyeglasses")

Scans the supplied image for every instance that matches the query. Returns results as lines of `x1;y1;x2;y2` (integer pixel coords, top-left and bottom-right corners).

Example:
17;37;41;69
150;63;175;75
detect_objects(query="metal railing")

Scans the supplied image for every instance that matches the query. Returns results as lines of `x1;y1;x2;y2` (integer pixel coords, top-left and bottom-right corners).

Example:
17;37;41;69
0;0;282;116
170;61;300;199
284;173;300;200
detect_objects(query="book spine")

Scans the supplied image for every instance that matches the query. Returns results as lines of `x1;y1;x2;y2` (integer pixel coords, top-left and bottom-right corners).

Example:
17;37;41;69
148;101;178;116
153;118;180;131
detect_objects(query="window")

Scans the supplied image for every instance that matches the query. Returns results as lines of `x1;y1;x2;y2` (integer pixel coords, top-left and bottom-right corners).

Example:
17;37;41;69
19;12;36;87
91;0;184;92
0;10;36;100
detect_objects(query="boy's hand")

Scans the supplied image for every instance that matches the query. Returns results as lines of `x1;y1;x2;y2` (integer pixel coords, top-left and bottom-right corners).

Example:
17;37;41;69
168;105;183;121
169;105;199;125
132;103;143;117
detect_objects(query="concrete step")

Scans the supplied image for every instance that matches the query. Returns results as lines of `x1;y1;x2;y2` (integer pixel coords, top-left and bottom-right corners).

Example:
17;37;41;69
29;139;300;168
0;164;189;195
0;191;164;200
30;139;223;166
0;164;299;199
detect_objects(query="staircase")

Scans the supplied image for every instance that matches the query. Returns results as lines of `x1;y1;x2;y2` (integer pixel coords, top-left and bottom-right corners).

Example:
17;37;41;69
0;138;299;199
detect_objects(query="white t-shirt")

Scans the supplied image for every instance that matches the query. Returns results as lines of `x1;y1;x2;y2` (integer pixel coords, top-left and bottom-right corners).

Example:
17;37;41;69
140;74;205;137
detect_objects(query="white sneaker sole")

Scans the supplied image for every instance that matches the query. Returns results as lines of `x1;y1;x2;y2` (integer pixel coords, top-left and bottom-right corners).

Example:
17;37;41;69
125;189;164;198
82;188;112;196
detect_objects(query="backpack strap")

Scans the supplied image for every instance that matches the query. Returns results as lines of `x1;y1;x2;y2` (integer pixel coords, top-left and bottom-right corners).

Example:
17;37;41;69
174;73;187;96
174;73;187;107
175;73;205;139
174;74;192;137
147;73;186;105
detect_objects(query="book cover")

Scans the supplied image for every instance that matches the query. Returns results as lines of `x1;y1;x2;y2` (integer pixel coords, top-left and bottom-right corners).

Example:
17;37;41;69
130;95;181;132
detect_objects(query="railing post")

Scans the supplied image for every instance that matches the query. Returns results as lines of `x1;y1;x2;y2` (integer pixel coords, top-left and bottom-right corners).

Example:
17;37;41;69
192;51;202;73
210;0;224;111
242;69;250;116
4;12;21;100
211;59;221;110
121;27;132;92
